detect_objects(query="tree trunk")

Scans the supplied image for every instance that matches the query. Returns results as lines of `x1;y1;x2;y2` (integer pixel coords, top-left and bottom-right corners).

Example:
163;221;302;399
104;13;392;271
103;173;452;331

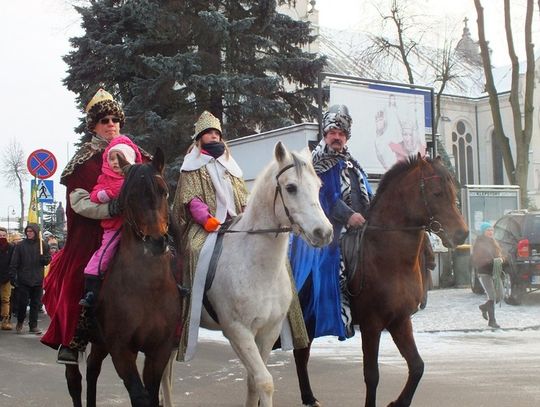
474;0;516;186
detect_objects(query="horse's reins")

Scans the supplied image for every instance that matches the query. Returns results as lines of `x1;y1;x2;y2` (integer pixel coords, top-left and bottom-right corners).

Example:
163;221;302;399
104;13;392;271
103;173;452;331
219;163;299;235
348;170;449;297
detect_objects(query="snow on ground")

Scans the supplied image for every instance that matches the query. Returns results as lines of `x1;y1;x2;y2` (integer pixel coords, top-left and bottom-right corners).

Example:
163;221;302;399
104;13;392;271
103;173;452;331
198;288;540;358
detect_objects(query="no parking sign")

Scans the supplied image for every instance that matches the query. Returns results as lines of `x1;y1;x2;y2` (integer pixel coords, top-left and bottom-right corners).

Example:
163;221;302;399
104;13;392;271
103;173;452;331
27;149;57;179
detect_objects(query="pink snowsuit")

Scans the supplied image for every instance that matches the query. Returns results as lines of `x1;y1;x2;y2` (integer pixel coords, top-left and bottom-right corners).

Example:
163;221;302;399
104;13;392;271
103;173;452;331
84;136;142;277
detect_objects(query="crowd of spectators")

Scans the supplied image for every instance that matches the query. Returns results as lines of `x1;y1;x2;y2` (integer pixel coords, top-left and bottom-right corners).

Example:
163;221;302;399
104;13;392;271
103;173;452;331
0;227;62;334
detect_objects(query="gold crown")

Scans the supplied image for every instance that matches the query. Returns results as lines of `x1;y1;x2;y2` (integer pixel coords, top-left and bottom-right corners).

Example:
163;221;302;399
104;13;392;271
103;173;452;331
193;111;222;140
85;88;114;112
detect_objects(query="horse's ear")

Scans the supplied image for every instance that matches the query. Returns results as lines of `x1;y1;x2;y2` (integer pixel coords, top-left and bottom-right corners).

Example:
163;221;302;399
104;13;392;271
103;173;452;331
116;153;132;175
274;141;288;163
300;146;311;160
152;148;165;174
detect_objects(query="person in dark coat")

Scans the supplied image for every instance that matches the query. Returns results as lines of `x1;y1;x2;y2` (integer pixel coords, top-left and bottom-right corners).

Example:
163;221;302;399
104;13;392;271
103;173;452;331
9;224;51;334
0;227;15;330
471;221;504;328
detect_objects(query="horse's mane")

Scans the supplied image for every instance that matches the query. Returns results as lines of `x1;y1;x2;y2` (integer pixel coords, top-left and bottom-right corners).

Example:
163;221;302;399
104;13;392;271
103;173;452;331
249;150;311;198
369;155;450;211
118;162;161;208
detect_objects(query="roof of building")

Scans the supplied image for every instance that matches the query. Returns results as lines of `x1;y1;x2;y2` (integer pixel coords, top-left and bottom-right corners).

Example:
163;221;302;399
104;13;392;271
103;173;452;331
317;23;527;99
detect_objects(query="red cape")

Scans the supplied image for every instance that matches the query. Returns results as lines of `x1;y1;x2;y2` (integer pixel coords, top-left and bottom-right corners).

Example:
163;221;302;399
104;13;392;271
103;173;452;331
41;150;103;349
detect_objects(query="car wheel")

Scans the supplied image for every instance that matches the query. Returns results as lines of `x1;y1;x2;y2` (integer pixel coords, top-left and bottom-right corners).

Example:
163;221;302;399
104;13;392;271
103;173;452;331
502;273;524;305
470;268;485;294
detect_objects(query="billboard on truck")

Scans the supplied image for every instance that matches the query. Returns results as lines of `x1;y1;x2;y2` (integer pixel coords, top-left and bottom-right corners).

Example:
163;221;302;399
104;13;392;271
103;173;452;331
328;77;433;175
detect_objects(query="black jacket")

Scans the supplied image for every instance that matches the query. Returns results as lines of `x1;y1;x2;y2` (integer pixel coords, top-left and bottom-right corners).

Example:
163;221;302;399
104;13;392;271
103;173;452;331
0;242;15;284
9;224;51;287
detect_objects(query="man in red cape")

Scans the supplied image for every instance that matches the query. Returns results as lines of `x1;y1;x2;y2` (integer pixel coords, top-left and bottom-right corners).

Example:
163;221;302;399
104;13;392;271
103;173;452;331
41;89;149;363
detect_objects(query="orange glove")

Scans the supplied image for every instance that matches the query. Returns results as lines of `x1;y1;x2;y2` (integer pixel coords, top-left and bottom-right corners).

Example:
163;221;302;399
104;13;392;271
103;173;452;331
203;216;221;232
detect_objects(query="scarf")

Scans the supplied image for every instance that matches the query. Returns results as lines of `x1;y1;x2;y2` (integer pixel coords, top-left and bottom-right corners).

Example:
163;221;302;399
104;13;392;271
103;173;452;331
312;139;370;212
201;141;225;159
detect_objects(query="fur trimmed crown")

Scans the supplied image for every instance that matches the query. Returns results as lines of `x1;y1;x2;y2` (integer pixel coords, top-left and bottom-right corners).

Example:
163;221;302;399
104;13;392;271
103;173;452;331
85;88;125;132
193;111;222;140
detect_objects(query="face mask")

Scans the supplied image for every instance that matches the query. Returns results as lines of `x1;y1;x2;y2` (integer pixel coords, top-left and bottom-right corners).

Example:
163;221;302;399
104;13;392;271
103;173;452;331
202;141;225;159
0;237;8;248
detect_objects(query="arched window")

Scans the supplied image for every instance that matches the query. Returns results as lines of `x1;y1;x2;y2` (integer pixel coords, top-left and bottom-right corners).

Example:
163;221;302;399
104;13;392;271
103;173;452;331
491;130;504;184
452;120;474;185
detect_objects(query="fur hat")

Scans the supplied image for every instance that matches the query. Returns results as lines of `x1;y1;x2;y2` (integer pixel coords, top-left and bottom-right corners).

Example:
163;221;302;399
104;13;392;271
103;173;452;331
108;143;137;165
193;111;222;140
85;88;125;132
322;104;352;139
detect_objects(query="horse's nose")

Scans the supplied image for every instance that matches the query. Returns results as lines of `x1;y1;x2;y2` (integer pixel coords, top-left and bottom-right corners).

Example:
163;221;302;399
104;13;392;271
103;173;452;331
454;228;469;246
313;227;333;246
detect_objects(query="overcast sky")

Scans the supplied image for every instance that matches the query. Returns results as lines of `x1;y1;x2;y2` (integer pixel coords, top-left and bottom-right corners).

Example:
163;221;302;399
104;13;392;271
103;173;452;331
0;0;537;222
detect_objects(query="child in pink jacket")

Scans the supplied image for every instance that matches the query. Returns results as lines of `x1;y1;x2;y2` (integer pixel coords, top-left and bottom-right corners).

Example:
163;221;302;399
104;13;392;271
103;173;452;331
79;135;142;307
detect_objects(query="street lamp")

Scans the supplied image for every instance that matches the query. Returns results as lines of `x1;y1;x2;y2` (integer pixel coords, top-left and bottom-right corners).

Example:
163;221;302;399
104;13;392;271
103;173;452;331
7;205;15;233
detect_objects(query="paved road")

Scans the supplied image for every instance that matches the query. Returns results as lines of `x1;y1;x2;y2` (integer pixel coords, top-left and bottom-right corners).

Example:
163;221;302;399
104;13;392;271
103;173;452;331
1;298;539;406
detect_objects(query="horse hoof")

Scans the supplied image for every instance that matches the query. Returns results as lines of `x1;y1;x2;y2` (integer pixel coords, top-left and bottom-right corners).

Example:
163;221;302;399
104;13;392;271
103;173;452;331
303;401;321;407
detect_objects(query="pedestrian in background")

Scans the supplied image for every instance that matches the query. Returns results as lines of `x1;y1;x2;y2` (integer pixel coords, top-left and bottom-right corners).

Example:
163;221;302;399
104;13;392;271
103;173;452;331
0;227;15;330
8;231;23;319
471;221;504;328
9;224;51;334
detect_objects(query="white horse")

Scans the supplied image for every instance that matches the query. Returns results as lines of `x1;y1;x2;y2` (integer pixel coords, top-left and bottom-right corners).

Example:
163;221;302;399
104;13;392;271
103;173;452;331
162;141;333;407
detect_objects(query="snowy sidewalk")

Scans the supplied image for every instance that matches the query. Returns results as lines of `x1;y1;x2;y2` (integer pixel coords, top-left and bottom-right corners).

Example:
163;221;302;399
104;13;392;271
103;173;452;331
412;287;540;333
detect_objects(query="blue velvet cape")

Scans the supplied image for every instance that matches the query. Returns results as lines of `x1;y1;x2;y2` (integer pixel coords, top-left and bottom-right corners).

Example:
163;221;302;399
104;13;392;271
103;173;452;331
290;161;371;339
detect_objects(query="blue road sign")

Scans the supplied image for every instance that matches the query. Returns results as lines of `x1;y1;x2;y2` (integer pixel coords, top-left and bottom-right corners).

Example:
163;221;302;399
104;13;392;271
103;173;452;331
31;179;54;203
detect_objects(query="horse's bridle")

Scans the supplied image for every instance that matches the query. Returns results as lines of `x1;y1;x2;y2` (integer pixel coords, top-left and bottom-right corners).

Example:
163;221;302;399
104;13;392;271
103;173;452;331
123;173;170;253
349;169;451;297
220;163;298;235
366;170;446;235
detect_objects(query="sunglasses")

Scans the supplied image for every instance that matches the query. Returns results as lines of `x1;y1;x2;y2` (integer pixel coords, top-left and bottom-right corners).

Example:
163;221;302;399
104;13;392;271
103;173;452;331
99;117;121;125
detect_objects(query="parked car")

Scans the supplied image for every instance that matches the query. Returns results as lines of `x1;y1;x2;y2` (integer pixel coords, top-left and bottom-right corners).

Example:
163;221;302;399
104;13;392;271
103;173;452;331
471;210;540;304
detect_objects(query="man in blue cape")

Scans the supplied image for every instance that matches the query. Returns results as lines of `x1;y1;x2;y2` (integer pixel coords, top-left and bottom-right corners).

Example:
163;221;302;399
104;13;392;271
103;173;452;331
290;104;373;341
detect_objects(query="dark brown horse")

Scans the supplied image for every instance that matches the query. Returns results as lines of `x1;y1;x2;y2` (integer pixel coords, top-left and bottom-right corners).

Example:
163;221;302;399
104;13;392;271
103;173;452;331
65;149;181;407
294;155;468;407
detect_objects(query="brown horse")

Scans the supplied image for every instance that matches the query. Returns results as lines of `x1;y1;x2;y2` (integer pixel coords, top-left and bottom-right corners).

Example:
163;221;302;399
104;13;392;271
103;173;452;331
294;155;468;407
65;149;181;407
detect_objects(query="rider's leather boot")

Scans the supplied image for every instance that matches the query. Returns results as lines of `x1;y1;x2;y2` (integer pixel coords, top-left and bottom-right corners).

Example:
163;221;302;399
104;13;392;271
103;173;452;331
79;276;102;308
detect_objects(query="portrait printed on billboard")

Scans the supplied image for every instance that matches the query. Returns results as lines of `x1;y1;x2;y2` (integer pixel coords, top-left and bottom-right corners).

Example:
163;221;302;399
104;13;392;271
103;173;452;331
330;82;427;174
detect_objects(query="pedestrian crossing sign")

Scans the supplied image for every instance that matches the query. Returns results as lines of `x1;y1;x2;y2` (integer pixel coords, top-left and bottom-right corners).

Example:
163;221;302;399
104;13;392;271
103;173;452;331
31;179;54;203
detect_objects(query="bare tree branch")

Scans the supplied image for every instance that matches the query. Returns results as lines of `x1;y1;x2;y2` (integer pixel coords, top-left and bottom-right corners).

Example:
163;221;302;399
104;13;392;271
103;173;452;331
1;139;28;231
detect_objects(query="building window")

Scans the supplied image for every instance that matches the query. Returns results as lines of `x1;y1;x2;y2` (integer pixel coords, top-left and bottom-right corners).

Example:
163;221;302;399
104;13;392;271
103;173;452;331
452;120;474;185
491;130;504;184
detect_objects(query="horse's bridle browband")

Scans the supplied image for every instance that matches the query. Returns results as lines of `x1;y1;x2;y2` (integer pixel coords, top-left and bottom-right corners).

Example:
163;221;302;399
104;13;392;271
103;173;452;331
219;163;297;235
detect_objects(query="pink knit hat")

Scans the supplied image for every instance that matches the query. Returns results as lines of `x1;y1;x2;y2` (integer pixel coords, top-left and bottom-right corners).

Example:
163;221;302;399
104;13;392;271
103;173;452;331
108;143;137;164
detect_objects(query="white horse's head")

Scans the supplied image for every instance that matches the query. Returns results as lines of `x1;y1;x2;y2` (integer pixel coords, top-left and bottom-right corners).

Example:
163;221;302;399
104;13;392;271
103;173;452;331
264;141;333;248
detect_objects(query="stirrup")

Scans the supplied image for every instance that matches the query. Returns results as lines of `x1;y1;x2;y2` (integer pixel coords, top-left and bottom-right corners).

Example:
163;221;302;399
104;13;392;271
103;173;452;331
57;346;79;365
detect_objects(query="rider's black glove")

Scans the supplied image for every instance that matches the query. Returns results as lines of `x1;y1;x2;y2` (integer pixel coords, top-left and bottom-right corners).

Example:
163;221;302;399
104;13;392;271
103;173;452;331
108;198;122;217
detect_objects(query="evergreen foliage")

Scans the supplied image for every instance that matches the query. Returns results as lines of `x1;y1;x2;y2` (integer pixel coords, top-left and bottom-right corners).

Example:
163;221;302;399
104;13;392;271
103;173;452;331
63;0;325;188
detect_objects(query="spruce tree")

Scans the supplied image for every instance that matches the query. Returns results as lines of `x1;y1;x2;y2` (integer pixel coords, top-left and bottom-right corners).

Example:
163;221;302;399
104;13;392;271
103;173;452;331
63;0;325;188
